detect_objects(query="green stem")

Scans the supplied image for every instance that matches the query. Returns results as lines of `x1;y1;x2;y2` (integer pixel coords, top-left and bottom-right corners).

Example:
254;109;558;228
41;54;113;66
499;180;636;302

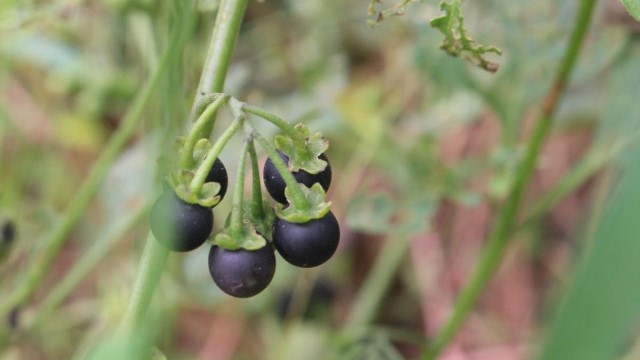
190;117;244;194
243;104;296;135
180;94;230;168
248;140;265;219
229;139;251;238
423;0;597;358
252;130;310;211
190;0;249;135
121;233;170;331
31;204;149;330
0;15;184;323
345;233;411;329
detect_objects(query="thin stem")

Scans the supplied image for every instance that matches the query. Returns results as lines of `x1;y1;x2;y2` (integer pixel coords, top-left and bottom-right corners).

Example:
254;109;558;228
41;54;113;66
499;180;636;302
229;139;251;238
423;0;598;358
190;117;244;194
248;140;265;219
121;233;170;331
345;233;411;329
0;14;186;322
189;0;249;135
243;104;296;135
252;130;310;211
180;94;230;168
30;204;148;330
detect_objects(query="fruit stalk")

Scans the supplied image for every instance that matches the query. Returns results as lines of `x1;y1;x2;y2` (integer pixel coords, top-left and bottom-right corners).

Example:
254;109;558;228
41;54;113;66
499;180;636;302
423;0;598;357
180;94;230;168
248;140;265;219
229;139;251;239
252;131;311;211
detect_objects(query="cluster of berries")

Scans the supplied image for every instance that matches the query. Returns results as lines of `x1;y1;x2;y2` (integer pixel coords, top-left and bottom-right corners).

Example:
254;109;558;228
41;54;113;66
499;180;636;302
150;144;339;298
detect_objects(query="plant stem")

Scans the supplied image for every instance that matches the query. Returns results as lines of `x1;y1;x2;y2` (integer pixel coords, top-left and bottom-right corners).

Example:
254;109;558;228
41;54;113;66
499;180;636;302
248;140;265;219
345;233;411;329
190;117;244;194
243;104;296;135
180;94;230;168
252;130;310;211
229;139;251;239
30;204;149;330
190;0;249;135
423;0;597;358
0;18;184;324
121;233;170;331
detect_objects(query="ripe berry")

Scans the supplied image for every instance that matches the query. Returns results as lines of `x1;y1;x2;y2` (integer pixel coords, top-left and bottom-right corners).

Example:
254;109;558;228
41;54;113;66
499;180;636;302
263;151;332;204
272;211;340;268
208;244;276;298
150;192;213;252
205;157;228;202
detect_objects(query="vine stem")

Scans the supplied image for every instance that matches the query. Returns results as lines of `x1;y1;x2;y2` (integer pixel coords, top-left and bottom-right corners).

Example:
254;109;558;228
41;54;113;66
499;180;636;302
190;0;249;135
423;0;598;358
0;11;187;326
243;104;296;135
121;0;250;330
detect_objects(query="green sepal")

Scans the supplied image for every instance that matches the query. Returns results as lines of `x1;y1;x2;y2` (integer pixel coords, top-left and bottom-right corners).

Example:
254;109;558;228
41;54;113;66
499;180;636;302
168;169;221;207
274;123;329;174
242;199;276;241
213;227;268;250
276;183;331;223
192;138;212;169
430;0;502;73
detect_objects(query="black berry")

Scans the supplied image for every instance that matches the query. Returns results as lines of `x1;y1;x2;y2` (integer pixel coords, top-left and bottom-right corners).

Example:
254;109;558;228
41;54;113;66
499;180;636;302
208;244;276;298
263;151;332;204
272;211;340;268
150;192;213;252
205;157;228;203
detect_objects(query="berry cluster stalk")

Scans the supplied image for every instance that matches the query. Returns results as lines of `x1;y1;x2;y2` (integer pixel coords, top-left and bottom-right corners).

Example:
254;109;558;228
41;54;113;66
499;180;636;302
422;0;598;357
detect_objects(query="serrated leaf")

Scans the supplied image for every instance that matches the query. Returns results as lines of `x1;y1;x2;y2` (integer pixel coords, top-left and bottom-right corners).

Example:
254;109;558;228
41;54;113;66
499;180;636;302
430;0;501;72
274;123;329;173
276;183;331;223
621;0;640;22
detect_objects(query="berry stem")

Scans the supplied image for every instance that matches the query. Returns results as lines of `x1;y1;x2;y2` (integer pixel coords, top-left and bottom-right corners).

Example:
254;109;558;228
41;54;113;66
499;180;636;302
190;117;244;194
229;139;251;239
252;130;311;211
248;140;265;219
422;0;597;357
243;104;296;135
180;94;230;168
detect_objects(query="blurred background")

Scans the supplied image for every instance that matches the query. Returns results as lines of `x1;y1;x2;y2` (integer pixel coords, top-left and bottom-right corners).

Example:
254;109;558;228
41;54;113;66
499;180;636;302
2;0;640;359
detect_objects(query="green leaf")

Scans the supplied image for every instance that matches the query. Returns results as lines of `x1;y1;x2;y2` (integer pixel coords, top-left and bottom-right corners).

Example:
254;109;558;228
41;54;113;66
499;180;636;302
367;0;416;26
430;0;501;72
274;123;329;173
621;0;640;22
276;183;331;223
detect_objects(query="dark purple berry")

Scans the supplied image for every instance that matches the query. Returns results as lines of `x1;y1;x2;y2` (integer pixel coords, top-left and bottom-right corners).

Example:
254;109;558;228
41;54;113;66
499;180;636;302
263;151;332;204
208;244;276;298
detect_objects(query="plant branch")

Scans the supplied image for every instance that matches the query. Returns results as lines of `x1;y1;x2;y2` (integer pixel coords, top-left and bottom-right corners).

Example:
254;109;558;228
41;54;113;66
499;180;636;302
423;0;598;357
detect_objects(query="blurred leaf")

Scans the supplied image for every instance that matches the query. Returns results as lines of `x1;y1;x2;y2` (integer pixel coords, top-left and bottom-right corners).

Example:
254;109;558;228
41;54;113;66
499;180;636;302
430;0;502;72
539;43;640;360
621;0;640;21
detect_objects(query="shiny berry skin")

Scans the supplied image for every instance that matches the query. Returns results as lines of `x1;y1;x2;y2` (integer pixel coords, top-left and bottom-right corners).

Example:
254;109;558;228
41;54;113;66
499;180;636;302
272;211;340;268
263;151;332;204
208;244;276;298
150;192;213;252
205;157;228;202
